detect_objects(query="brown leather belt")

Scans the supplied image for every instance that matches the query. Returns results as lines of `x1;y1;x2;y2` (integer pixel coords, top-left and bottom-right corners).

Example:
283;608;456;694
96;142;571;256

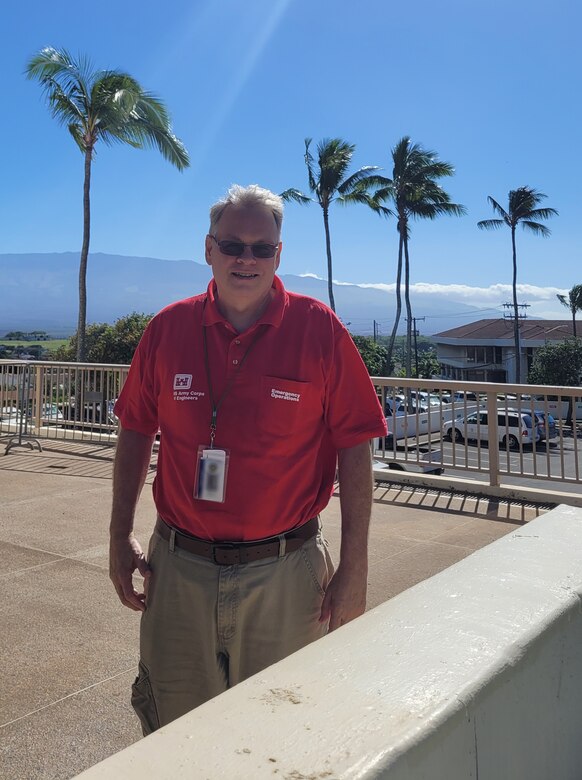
154;516;319;565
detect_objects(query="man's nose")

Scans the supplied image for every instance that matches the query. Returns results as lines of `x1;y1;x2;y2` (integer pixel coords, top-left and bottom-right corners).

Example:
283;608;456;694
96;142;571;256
236;246;256;262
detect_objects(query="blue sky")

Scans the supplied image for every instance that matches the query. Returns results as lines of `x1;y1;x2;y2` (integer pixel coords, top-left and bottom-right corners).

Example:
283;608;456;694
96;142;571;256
2;0;581;321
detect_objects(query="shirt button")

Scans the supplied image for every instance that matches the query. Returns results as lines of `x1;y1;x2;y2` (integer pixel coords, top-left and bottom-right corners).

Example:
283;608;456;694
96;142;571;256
234;339;241;345
232;359;239;365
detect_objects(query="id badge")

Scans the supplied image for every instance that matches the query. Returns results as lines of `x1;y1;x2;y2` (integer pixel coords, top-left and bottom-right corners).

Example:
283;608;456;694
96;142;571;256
194;445;229;503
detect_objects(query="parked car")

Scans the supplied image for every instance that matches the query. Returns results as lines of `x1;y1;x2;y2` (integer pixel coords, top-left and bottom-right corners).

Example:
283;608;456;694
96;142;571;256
534;410;558;443
39;403;64;423
452;391;479;402
443;410;540;449
0;406;23;423
506;407;558;444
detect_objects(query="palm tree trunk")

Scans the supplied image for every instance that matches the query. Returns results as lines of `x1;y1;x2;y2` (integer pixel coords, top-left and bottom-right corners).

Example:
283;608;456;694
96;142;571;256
404;236;413;378
386;231;404;373
322;207;336;313
511;226;521;384
572;310;577;339
76;147;92;362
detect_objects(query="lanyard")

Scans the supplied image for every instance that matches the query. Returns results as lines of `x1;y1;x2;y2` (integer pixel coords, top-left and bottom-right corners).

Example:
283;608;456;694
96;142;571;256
202;325;264;447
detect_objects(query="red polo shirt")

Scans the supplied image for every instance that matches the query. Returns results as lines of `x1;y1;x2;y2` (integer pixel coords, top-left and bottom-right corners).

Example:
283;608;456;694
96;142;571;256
115;276;387;540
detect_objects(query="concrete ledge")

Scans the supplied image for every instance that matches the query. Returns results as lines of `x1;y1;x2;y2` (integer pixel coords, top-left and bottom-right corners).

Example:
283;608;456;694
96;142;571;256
75;505;582;780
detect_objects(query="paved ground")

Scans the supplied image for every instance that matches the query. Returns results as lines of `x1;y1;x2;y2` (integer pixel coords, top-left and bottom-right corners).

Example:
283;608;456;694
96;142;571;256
0;439;548;780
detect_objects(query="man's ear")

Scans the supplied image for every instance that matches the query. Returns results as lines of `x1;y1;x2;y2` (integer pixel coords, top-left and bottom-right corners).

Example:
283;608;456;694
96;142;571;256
204;235;213;266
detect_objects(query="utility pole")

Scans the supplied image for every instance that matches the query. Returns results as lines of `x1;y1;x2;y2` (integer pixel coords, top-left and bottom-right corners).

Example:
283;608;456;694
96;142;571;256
373;320;379;343
502;302;530;319
405;316;425;377
502;303;530;381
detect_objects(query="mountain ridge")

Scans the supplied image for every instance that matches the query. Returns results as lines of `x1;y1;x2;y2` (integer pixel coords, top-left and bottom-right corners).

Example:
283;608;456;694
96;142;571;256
1;251;484;336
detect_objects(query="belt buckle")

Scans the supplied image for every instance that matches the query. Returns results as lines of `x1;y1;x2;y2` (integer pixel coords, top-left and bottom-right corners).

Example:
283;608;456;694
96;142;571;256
212;543;239;565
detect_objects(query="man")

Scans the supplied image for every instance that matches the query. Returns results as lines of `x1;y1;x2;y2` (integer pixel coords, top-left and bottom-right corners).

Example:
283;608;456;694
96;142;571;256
109;184;387;734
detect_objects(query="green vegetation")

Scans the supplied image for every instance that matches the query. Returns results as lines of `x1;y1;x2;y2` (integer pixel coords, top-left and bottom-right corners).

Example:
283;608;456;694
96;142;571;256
351;336;388;376
281;138;381;313
26;46;189;363
4;330;51;341
371;137;465;378
0;339;66;350
0;339;67;359
55;312;152;364
354;334;437;379
529;340;582;387
478;187;558;384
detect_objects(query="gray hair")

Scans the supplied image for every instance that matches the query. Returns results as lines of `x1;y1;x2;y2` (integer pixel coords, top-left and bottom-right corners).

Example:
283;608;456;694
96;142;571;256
209;184;284;235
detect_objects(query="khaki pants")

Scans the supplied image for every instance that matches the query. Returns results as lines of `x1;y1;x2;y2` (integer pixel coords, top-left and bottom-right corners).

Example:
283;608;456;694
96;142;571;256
131;524;334;734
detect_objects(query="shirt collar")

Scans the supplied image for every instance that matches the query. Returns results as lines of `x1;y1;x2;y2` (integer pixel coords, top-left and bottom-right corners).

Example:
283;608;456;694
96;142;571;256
202;275;288;329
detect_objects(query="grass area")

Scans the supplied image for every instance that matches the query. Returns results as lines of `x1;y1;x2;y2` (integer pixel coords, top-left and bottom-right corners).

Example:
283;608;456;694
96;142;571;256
0;339;68;350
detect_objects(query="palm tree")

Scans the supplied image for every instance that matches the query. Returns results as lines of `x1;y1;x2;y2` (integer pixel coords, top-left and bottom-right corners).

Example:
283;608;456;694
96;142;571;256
281;138;380;313
371;137;465;376
557;284;582;338
478;187;558;384
26;47;189;361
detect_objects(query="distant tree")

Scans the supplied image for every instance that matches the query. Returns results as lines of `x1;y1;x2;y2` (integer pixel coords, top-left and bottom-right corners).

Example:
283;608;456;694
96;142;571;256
416;350;440;379
55;312;153;364
477;187;558;383
26;47;189;362
350;335;388;376
529;340;582;387
557;284;582;338
371;137;465;377
281;138;380;312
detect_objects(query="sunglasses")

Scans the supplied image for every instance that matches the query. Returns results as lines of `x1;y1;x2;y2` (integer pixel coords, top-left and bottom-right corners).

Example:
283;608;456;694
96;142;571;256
209;234;278;260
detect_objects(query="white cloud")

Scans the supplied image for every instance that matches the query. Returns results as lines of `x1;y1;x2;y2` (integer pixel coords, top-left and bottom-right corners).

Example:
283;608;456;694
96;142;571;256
326;278;570;320
350;281;568;301
295;273;570;319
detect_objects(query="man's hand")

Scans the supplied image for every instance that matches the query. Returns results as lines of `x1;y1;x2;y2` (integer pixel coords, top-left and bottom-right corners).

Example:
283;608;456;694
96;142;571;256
321;440;374;631
109;534;151;612
319;565;367;631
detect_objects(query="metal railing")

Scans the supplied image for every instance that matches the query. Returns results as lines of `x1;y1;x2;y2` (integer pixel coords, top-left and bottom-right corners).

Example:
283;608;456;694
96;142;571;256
372;376;582;500
0;360;129;451
2;360;581;501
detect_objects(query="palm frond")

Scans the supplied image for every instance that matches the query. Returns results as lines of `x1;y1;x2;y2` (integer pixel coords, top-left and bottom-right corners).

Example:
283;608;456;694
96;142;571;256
477;219;505;231
485;196;509;220
280;188;311;205
316;138;355;199
304;138;317;195
336;189;376;208
26;47;94;110
27;47;189;169
411;201;466;220
67;123;86;153
337;166;380;194
526;207;559;221
520;220;551;237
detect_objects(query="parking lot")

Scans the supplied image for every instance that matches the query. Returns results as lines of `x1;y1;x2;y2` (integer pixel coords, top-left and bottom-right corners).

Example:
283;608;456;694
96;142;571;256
440;432;581;483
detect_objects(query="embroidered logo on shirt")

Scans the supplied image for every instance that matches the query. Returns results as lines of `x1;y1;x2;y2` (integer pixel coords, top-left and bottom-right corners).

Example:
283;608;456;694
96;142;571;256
271;388;301;402
173;374;192;390
173;373;205;402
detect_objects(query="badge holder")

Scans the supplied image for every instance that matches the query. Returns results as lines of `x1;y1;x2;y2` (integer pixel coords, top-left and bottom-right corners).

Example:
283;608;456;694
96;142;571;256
194;445;230;503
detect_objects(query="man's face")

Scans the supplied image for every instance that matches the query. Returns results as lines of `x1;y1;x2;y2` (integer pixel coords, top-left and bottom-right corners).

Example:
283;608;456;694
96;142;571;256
205;204;281;308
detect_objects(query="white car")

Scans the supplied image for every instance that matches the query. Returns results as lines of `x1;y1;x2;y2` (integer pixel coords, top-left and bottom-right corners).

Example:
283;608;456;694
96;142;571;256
40;403;64;422
443;410;540;449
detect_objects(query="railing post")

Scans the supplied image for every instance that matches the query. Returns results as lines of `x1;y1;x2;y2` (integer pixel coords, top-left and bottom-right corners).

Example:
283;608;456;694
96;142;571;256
486;391;500;487
34;364;42;431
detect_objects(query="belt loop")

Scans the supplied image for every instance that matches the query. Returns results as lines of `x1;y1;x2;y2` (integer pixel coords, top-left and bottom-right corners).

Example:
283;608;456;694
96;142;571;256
169;528;176;553
278;533;286;558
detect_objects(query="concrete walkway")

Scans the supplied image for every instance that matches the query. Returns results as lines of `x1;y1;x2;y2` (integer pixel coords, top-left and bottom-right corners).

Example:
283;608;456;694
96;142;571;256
0;441;547;780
